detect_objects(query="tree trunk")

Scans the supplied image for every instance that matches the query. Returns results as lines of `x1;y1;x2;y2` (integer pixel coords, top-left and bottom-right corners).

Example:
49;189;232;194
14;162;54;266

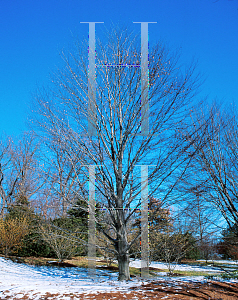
117;252;130;280
116;224;130;280
5;245;9;258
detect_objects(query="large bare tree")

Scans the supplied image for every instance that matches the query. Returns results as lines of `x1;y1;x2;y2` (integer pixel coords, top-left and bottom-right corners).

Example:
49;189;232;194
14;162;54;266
33;27;201;280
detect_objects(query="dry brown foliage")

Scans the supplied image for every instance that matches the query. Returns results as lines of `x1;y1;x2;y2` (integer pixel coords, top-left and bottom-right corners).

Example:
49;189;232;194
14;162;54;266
0;217;29;257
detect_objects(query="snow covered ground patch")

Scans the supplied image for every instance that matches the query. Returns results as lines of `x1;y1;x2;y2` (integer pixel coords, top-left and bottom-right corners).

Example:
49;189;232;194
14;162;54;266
1;257;237;299
129;259;223;273
0;257;140;298
197;259;238;265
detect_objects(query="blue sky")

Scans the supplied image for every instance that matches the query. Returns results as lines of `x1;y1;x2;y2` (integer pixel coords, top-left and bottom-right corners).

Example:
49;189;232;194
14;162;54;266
0;0;237;137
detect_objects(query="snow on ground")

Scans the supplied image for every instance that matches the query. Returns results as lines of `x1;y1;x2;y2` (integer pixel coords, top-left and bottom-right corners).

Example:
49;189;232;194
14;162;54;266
130;259;223;273
1;257;237;299
0;257;140;298
197;259;238;265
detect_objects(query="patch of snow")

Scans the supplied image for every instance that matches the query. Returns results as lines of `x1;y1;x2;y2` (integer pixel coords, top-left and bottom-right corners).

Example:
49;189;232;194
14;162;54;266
129;259;223;273
0;257;140;298
197;259;238;265
1;256;237;299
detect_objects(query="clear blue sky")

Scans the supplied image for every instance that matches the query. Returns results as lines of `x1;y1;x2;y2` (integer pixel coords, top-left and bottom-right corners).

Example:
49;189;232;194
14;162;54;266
0;0;237;137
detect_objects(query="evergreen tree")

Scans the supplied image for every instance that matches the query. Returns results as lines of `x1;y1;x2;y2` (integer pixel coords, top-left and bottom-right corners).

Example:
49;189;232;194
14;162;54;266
217;224;238;260
39;198;101;259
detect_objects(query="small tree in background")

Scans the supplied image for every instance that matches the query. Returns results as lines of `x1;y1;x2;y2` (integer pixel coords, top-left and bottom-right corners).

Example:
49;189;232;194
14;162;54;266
155;230;196;274
0;216;29;257
130;197;172;261
39;218;84;262
66;198;88;256
39;198;90;261
148;198;172;262
97;228;117;266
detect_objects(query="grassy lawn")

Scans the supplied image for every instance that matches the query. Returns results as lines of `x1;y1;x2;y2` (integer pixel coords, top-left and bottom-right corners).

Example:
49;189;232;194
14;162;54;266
170;270;220;276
